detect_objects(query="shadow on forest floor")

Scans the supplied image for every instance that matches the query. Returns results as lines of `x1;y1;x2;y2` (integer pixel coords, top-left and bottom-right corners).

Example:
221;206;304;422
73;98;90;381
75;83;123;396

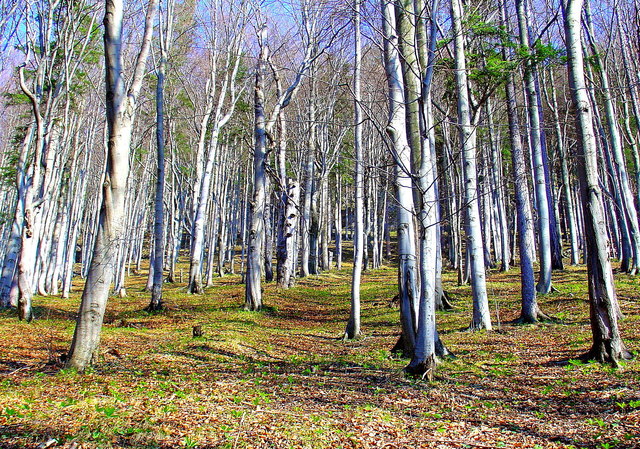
0;265;639;449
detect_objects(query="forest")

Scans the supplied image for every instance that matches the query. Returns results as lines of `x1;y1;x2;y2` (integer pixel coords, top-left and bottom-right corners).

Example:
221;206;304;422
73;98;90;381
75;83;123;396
0;0;639;447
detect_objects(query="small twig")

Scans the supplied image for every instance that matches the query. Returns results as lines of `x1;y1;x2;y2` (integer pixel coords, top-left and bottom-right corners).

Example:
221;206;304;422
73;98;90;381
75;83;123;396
36;438;57;449
8;366;30;376
421;437;507;448
232;411;246;449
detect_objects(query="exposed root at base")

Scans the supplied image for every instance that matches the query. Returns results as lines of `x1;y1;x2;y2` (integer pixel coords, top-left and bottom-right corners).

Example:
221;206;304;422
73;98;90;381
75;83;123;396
579;343;634;367
405;355;437;381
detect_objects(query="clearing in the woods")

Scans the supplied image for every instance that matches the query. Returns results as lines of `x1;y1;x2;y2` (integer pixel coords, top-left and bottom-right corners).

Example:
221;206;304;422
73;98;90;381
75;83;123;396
0;264;639;449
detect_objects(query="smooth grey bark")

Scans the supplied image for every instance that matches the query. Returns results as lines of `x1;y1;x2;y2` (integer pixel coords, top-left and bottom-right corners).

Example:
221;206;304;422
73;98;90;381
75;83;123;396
382;0;418;357
499;0;541;323
148;0;175;311
516;0;553;294
451;0;491;330
406;0;442;377
66;0;158;372
507;75;539;323
245;26;268;311
561;0;632;365
584;0;640;274
345;0;363;341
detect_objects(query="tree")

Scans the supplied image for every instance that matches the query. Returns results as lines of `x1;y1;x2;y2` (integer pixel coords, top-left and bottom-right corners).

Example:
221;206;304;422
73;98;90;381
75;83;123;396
187;0;246;294
382;0;418;356
147;0;176;311
583;0;640;275
245;0;340;310
561;0;632;365
406;0;442;378
9;0;100;320
451;0;491;331
515;0;554;294
66;0;158;372
245;24;269;311
344;0;363;341
500;0;541;323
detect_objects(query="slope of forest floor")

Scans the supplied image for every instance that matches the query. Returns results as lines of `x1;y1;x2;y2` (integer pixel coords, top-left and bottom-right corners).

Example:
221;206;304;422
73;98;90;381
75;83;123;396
0;263;639;449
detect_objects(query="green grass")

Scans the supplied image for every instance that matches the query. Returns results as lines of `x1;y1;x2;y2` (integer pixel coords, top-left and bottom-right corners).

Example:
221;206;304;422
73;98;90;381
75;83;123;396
0;263;638;448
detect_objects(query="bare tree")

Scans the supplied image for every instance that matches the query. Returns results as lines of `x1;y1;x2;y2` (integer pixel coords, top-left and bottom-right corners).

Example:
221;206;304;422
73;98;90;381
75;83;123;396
451;0;491;331
344;0;363;340
561;0;632;365
66;0;158;372
148;0;176;311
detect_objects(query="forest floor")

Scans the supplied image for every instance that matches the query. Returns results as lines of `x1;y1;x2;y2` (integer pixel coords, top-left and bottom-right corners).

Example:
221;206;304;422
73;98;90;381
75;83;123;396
0;262;639;449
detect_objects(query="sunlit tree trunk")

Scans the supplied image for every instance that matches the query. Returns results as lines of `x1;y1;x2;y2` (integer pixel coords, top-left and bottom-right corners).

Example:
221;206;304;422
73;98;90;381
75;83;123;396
406;0;442;377
245;27;269;311
561;0;632;365
148;0;175;310
66;0;158;372
516;0;553;294
345;0;363;340
382;0;418;356
451;0;491;330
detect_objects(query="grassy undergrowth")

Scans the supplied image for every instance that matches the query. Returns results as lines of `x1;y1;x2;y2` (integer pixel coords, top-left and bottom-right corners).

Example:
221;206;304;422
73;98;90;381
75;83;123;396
0;263;639;448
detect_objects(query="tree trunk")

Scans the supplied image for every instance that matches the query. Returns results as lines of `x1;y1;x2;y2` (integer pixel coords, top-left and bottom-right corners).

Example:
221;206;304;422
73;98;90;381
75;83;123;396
501;1;543;323
451;0;491;330
516;0;553;294
245;27;268;312
345;0;364;340
66;0;158;372
382;0;418;356
406;0;442;377
561;0;632;365
148;0;175;311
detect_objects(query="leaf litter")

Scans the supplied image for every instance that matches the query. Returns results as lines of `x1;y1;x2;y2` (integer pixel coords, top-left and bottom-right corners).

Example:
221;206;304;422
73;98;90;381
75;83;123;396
0;264;638;448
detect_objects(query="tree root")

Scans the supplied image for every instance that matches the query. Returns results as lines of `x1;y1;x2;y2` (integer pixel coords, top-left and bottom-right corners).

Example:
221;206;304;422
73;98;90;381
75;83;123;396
512;308;556;324
579;342;634;367
436;290;455;311
143;304;164;313
342;328;362;342
405;354;436;381
465;321;491;332
391;334;412;358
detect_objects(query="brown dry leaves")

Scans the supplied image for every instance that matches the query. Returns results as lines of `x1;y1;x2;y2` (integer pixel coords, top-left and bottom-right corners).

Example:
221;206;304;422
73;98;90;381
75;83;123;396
0;265;639;448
